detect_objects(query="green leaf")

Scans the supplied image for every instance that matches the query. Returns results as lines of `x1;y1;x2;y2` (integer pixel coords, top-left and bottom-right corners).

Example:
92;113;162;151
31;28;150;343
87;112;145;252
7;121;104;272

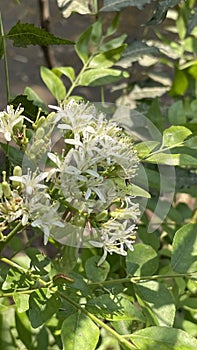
146;153;197;166
105;13;120;37
170;68;188;96
75;20;103;64
0;142;24;166
15;311;33;350
187;7;197;36
162;126;192;148
118;40;159;67
29;291;60;328
61;312;99;350
24;87;48;113
79;68;128;86
52;66;75;83
129;184;151;198
10;94;41;121
171;223;197;273
185;136;197;149
147;98;164;132
57;0;96;18
126;243;158;276
13;294;29;313
6;21;74;47
100;34;127;51
100;0;152;12
89;45;127;68
135;281;176;326
130;326;197;350
85;256;110;282
40;66;66;101
134;141;160;159
168;100;186;125
147;0;181;25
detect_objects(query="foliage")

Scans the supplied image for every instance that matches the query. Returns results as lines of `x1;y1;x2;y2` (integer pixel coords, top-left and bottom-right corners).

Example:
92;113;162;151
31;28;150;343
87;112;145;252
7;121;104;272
0;0;197;349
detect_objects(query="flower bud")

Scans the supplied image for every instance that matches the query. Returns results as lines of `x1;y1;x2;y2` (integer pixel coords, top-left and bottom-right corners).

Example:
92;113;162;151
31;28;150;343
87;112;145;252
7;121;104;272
36;127;45;140
2;181;11;198
12;166;22;189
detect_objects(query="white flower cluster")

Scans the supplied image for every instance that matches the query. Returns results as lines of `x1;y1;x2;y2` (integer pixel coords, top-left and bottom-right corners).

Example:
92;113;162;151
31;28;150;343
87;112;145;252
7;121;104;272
0;101;140;264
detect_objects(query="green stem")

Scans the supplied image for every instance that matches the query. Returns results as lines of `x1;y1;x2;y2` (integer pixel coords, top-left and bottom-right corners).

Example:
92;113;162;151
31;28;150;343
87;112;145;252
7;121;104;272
88;272;197;287
0;222;23;254
57;290;137;349
0;12;10;103
0;256;51;287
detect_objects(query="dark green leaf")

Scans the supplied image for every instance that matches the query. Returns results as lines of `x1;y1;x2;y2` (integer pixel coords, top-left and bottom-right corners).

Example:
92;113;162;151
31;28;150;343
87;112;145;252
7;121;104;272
126;243;159;276
24;87;48;113
105;13;120;36
61;312;99;350
0;142;24;166
10;94;44;121
75;26;93;64
40;66;66;101
171;224;197;273
100;0;152;12
6;22;74;47
79;68;128;86
147;0;181;25
85;256;110;282
130;326;197;349
187;7;197;36
29;291;60;328
135;281;176;326
15;311;33;350
118;41;159;67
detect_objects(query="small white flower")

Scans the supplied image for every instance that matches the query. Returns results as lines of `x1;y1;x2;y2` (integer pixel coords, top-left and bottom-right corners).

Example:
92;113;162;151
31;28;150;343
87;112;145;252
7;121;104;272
10;169;49;196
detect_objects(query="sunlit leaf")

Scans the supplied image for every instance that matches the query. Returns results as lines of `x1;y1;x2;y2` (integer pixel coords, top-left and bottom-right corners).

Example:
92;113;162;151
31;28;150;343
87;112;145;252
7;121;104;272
79;68;128;86
57;0;96;18
52;66;75;83
89;45;127;68
135;281;176;326
6;22;74;47
130;326;197;349
61;312;99;350
145;153;197;166
40;66;66;101
162;126;192;148
171;224;197;273
170;68;188;96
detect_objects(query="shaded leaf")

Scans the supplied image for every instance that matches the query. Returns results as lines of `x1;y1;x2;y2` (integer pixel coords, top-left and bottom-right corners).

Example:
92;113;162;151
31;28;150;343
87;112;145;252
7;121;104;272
171;224;197;273
24;87;48;113
85;256;110;282
57;0;95;18
0;142;24;166
135;281;176;326
15;311;32;350
187;7;197;36
61;312;99;350
6;22;74;47
118;41;159;68
40;66;66;101
130;326;197;349
168;100;186;125
126;243;158;276
10;94;41;121
100;0;152;12
147;0;181;25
